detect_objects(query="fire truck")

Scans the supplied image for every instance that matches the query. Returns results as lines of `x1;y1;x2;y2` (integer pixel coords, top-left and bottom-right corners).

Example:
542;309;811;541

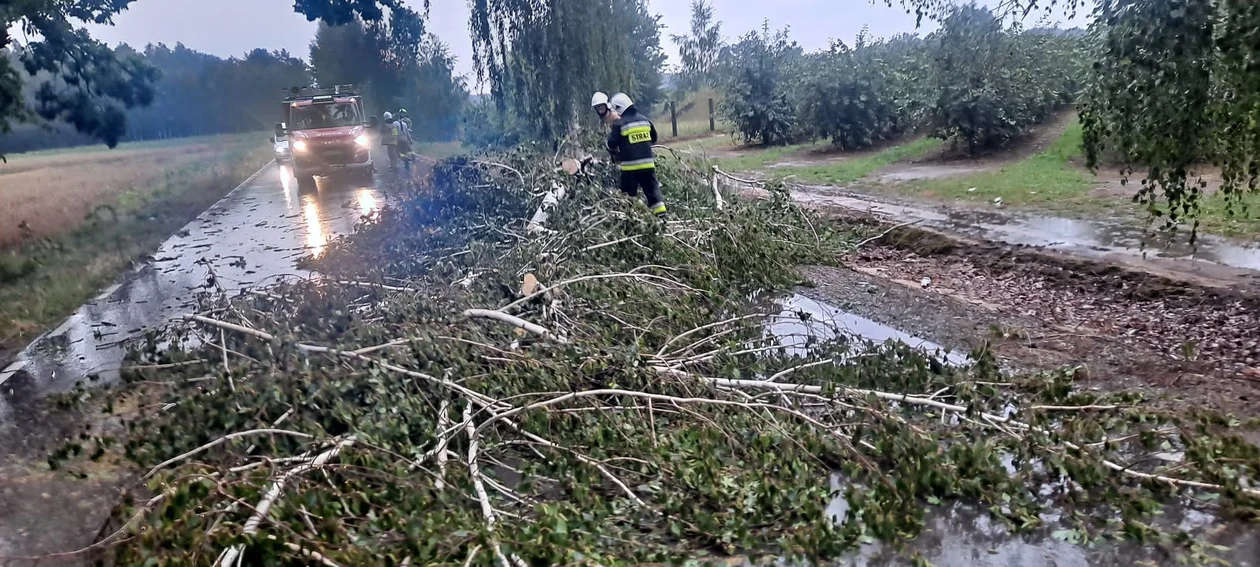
275;85;378;191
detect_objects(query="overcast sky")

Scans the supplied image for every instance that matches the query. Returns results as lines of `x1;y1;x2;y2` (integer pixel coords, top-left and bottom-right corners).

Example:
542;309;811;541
87;0;1088;84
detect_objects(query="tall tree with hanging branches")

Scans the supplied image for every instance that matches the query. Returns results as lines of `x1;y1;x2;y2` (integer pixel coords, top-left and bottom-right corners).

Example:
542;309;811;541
890;0;1260;234
470;0;665;140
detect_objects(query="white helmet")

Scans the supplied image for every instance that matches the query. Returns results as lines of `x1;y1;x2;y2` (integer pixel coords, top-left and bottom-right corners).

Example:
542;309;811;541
610;93;633;115
591;91;609;109
383;111;393;120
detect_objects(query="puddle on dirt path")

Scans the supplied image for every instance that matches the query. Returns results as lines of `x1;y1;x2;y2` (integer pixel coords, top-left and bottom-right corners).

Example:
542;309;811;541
815;479;1260;566
877;164;988;182
794;189;1260;276
0;164;390;432
771;294;970;366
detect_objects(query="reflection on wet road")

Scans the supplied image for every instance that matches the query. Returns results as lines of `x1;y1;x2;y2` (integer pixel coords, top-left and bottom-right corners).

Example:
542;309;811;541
771;294;971;365
0;163;385;428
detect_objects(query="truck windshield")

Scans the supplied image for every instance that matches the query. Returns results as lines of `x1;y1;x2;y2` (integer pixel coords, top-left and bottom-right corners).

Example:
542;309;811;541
291;102;361;130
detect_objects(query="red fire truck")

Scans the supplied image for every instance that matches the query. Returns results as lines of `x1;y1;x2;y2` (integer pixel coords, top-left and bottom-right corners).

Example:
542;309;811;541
276;86;377;191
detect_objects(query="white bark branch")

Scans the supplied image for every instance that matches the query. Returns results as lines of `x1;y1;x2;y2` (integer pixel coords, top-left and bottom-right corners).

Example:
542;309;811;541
463;309;566;343
143;429;316;480
216;436;356;567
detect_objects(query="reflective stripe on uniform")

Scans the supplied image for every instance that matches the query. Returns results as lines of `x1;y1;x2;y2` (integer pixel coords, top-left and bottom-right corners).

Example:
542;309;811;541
650;202;667;214
620;120;651;131
621;125;652;138
619;158;656;171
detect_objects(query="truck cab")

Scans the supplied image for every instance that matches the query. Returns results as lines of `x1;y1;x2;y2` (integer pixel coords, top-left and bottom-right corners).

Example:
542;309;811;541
278;86;377;191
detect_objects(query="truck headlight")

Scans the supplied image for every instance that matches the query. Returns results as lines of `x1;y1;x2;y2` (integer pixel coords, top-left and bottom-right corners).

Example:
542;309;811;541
354;134;369;147
292;140;308;152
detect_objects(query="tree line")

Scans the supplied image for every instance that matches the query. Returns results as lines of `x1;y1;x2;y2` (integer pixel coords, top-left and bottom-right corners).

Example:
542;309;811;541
4;0;1260;219
1;2;465;155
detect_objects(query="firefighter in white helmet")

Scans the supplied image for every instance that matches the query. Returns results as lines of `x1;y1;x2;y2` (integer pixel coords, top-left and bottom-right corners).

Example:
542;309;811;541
606;92;665;216
591;92;619;127
380;111;400;171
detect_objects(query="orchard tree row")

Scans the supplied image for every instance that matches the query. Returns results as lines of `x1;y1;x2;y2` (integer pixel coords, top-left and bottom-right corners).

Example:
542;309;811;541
685;5;1087;154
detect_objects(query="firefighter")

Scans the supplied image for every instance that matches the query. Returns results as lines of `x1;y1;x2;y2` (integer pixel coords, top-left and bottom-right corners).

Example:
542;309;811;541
591;92;619;127
381;111;400;170
606;92;665;216
396;109;415;170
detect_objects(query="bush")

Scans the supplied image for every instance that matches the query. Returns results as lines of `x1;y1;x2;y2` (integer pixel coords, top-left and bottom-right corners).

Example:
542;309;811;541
795;34;930;150
718;25;802;146
928;5;1085;153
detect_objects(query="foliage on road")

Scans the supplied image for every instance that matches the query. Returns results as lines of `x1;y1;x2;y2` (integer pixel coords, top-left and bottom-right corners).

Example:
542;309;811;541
47;144;1258;564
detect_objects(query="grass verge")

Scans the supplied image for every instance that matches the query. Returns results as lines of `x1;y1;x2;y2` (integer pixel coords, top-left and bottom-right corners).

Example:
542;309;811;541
1154;191;1260;239
900;120;1091;207
769;138;945;186
711;142;819;171
0;143;272;351
889;120;1260;238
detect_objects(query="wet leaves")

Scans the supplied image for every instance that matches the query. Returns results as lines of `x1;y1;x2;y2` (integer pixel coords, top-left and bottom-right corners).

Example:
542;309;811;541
66;144;1260;564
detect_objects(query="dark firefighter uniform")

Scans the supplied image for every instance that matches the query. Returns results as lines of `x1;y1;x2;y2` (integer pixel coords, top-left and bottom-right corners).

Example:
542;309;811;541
607;107;666;215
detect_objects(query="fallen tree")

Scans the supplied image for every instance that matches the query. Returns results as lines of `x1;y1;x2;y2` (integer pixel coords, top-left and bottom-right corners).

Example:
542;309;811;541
53;145;1259;564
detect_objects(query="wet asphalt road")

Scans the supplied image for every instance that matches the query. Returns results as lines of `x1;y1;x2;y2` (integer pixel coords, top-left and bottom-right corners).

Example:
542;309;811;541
0;162;398;560
0;163;386;424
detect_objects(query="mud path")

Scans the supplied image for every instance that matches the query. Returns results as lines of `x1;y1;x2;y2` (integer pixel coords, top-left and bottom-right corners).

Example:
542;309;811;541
787;189;1260;287
719;175;1260;409
0;162;427;562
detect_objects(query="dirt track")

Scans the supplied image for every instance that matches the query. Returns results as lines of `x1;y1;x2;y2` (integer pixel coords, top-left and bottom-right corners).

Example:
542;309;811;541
874;111;1077;183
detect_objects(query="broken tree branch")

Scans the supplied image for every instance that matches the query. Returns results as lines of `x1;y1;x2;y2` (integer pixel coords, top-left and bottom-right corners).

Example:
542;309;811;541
463;308;566;343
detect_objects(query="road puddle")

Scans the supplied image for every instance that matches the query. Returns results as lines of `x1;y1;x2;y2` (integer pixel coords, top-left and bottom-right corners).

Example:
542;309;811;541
770;293;970;365
819;468;1258;565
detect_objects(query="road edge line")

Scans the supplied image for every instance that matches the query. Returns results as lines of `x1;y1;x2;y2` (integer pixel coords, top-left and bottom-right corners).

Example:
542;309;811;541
0;359;28;387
